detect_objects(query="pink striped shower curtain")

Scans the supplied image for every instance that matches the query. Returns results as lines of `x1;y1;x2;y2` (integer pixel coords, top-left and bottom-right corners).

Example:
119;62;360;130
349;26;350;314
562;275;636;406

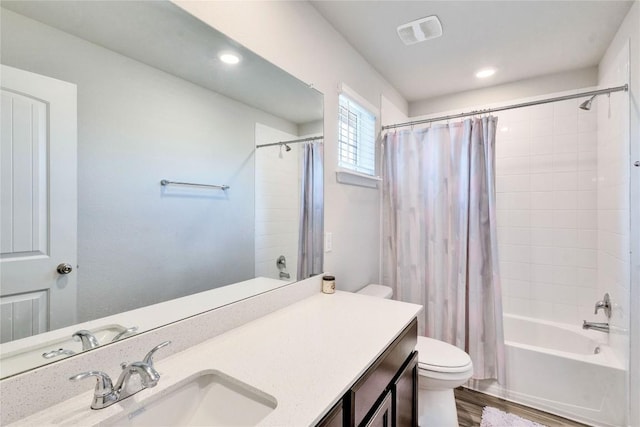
382;117;505;382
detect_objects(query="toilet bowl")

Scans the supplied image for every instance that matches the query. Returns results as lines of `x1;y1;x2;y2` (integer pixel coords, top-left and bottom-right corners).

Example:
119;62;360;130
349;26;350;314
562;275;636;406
356;284;473;427
415;336;473;426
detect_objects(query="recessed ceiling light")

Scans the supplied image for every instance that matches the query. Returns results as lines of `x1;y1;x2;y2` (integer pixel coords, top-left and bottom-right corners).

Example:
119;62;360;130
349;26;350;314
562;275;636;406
475;68;496;79
219;52;240;65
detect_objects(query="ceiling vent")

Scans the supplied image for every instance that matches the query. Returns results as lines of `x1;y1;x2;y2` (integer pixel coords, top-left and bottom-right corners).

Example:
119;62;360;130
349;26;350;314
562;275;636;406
397;16;443;46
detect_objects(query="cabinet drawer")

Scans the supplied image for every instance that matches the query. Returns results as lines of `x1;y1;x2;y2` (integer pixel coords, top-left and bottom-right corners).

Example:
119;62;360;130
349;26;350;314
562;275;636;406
348;319;417;426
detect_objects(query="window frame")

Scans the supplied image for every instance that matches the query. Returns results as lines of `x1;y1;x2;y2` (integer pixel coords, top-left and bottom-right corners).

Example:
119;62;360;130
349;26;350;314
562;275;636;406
337;84;380;181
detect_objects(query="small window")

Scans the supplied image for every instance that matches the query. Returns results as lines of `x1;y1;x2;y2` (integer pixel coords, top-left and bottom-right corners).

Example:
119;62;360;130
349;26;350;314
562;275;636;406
338;93;376;176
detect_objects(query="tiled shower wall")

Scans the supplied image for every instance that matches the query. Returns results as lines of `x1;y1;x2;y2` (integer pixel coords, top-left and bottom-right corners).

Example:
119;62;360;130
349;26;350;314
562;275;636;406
495;94;600;325
255;123;300;282
597;42;630;365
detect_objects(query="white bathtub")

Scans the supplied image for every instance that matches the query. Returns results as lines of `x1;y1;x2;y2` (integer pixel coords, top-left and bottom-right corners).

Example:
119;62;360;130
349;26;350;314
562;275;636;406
467;314;626;427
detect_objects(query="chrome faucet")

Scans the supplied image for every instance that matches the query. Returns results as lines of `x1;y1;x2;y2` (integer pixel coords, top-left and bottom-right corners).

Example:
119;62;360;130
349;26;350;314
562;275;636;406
70;341;170;409
110;326;139;343
72;330;100;351
594;293;611;318
582;293;612;333
582;320;609;333
276;255;290;280
42;348;76;359
72;326;139;351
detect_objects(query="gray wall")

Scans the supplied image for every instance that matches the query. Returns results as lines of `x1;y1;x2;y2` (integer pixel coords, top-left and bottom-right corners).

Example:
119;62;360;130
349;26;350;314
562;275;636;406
1;9;297;322
176;1;410;292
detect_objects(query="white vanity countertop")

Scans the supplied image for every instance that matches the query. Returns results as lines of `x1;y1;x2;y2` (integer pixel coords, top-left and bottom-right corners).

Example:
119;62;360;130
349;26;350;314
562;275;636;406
9;291;422;426
1;276;288;373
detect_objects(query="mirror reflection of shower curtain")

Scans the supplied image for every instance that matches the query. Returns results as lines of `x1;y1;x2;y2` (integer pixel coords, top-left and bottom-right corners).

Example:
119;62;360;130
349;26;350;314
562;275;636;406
297;140;324;280
382;118;504;382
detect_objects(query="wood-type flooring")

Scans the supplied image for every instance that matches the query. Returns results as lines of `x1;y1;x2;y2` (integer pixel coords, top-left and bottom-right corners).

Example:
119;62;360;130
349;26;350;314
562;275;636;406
454;388;591;427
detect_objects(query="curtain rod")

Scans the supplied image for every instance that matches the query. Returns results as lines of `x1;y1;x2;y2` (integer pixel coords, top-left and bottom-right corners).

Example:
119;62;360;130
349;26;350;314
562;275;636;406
382;84;629;131
255;135;323;149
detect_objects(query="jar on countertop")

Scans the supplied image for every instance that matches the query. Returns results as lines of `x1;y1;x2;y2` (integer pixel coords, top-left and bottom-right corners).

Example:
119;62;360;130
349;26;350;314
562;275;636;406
322;275;335;294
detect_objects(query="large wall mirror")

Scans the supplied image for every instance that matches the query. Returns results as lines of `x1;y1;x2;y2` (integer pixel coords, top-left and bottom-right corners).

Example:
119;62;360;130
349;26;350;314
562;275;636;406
0;1;324;378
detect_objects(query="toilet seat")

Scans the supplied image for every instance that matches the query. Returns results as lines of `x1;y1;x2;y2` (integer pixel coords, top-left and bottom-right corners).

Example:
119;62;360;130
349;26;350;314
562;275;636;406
416;336;472;373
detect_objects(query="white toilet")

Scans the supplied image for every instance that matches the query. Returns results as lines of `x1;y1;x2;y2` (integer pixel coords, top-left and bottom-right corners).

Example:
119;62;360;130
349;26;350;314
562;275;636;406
356;284;473;427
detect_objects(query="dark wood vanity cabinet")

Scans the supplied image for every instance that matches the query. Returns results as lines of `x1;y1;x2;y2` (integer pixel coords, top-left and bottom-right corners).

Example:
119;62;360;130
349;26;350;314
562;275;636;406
390;351;418;427
363;391;393;427
320;400;345;427
317;318;418;427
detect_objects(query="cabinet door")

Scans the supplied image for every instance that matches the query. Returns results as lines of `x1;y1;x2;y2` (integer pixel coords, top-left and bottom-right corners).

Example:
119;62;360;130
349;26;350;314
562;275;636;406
318;399;344;427
349;319;418;426
364;391;393;427
391;351;418;427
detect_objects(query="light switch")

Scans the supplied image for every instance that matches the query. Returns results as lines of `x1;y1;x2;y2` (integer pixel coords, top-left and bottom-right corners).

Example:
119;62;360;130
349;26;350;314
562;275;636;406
325;232;333;252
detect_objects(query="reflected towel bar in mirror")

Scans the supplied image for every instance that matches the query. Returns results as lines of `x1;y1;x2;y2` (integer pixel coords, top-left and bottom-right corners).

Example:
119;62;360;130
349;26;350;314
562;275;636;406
160;180;230;190
255;135;323;149
0;0;322;381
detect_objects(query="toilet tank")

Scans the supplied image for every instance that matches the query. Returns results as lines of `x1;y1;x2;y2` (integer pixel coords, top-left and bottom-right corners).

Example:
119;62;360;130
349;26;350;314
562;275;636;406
356;284;393;299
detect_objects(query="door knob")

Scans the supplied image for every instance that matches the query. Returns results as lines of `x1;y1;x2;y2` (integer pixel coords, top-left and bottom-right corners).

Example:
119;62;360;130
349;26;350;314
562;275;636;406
57;263;73;274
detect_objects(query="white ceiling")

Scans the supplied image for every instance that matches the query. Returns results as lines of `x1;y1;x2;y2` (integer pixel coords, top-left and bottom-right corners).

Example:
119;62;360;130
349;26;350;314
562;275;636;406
2;1;323;125
310;1;634;102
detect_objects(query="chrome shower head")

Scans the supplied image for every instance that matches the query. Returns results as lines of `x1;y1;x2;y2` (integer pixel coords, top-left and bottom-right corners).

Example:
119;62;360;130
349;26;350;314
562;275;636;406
579;95;596;111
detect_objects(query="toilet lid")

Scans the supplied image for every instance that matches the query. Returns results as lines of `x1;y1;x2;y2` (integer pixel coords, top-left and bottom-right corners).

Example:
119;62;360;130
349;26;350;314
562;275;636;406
356;284;393;299
416;337;472;372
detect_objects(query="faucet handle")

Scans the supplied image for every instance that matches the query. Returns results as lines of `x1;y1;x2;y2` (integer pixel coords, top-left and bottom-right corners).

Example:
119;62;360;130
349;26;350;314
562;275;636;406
594;293;611;318
72;330;100;351
111;326;139;343
69;371;114;397
142;341;171;367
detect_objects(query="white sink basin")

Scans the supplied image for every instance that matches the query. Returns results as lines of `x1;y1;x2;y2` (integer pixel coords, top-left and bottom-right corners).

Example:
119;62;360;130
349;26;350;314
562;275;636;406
107;370;277;426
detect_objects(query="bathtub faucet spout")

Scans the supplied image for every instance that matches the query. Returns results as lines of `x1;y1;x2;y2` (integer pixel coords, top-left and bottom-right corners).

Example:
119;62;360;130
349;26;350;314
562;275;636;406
582;320;609;333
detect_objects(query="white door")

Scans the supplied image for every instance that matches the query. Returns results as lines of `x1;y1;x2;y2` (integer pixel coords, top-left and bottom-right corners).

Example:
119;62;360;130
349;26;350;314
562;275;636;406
0;65;77;343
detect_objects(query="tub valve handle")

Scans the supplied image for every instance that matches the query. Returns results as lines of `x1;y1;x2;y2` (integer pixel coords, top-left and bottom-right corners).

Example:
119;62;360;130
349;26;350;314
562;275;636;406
594;293;611;319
